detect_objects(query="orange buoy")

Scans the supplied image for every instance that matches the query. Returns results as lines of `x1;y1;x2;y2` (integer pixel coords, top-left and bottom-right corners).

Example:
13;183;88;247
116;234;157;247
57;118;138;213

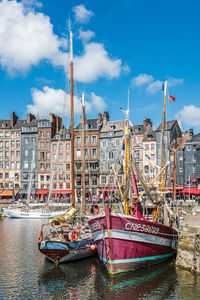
69;230;78;242
90;244;96;251
38;229;42;240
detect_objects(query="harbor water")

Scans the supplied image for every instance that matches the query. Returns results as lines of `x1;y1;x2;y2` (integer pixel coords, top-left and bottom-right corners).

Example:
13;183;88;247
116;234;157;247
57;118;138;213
0;217;200;299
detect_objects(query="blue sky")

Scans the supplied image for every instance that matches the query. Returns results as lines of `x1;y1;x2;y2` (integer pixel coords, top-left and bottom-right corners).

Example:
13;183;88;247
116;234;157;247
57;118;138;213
0;0;200;132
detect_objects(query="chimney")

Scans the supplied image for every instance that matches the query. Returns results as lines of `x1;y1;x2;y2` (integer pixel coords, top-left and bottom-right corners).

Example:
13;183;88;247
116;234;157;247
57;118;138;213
27;113;35;123
143;118;152;130
103;111;109;126
11;112;18;128
185;129;193;139
98;113;102;124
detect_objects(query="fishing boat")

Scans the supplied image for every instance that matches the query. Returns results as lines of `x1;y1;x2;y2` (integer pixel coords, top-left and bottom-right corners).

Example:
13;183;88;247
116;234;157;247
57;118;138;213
88;81;178;274
38;29;96;263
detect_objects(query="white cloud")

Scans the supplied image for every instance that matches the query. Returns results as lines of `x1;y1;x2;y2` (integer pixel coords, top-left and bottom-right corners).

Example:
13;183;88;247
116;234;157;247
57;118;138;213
168;77;184;87
72;4;94;24
21;0;42;9
27;86;106;117
78;29;95;44
178;105;200;127
146;80;162;94
0;0;66;74
74;43;122;82
131;74;154;87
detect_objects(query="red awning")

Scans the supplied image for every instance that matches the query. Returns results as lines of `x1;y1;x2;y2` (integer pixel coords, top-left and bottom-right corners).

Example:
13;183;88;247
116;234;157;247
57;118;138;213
51;190;72;194
36;189;49;195
178;187;200;194
98;188;117;191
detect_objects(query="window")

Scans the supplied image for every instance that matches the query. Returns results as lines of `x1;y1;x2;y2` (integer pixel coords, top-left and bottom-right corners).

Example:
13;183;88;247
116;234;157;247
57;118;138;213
53;184;57;189
76;163;81;170
47;175;50;181
5;131;9;138
76;149;81;158
66;143;70;150
46;141;50;148
193;154;196;162
5;151;9;158
0;131;3;138
59;183;63;189
5;173;9;179
11;141;15;148
102;176;106;184
59;144;63;150
40;163;44;169
11;132;15;138
151;144;155;150
66;153;70;161
5;141;9;148
187;145;191;151
59;164;63;171
59;174;63;180
151;154;155;160
53;174;57;180
135;150;139;159
0;162;3;169
47;152;50;160
108;152;113;159
40;142;44;148
85;149;88;157
0;152;3;158
144;165;149;173
24;161;28;169
53;144;57;151
25;149;28;156
92;178;97;185
16;141;20;148
92;136;97;144
145;144;149;150
109;176;114;184
25;137;29;144
46;163;50;169
46;131;50;138
179;156;183;161
0;142;2;148
40;131;44;138
0;173;3;179
92;148;97;157
85;136;89;144
53;154;56;161
66;164;70;171
16;162;20;169
59;153;63;161
76;137;81;144
11;162;14;169
66;174;70;180
40;175;44;181
40;152;45;160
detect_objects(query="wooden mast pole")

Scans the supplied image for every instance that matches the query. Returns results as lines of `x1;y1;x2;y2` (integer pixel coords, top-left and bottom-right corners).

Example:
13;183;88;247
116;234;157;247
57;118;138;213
70;30;75;208
81;92;86;213
173;141;177;201
159;79;167;192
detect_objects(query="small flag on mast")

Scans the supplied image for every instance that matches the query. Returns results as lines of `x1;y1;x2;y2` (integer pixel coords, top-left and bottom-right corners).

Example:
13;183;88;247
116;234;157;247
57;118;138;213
168;95;176;102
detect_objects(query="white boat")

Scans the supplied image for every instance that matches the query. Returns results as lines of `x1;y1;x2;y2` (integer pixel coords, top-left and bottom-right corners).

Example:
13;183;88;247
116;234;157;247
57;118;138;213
2;207;68;219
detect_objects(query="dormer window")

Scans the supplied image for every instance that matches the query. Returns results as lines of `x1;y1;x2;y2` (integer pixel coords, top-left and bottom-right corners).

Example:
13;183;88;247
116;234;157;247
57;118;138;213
56;134;60;139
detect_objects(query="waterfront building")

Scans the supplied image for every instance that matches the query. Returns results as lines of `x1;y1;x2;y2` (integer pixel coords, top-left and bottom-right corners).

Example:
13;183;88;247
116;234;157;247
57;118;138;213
37;113;62;201
142;130;156;182
51;128;71;201
74;113;102;199
0;112;24;198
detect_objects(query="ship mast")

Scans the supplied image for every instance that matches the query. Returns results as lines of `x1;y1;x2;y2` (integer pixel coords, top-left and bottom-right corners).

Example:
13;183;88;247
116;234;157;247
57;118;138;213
81;92;86;213
70;30;75;208
124;90;130;215
159;79;167;192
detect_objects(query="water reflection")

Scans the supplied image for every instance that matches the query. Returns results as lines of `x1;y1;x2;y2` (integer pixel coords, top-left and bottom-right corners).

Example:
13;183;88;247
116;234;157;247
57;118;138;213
0;218;200;299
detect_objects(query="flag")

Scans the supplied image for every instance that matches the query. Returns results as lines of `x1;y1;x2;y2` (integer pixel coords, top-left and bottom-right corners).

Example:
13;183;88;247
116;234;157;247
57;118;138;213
162;83;165;91
168;95;176;102
117;160;124;173
122;139;125;150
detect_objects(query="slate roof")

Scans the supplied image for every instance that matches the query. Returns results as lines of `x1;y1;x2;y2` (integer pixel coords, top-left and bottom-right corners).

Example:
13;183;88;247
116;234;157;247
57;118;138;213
75;118;100;130
186;133;200;143
156;120;176;131
143;130;156;142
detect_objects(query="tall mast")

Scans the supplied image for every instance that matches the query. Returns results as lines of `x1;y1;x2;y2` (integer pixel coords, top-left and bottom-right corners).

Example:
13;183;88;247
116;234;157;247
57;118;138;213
81;92;86;213
173;141;177;201
124;92;130;215
159;79;167;191
70;29;75;208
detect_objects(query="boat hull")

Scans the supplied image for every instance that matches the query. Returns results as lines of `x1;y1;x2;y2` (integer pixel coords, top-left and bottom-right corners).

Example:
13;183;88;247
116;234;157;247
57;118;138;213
38;239;96;263
88;211;178;274
3;208;67;219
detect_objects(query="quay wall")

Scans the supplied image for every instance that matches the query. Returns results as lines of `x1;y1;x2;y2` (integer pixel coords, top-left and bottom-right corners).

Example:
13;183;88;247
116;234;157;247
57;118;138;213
176;212;200;274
